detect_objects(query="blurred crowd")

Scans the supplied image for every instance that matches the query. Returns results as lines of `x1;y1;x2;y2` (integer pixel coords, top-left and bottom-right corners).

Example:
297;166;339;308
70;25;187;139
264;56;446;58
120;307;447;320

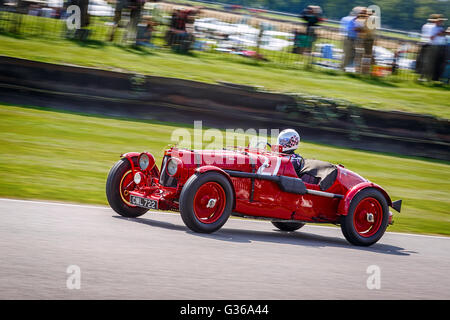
293;5;322;55
165;6;199;52
339;6;377;74
416;14;449;82
0;0;449;82
299;4;449;82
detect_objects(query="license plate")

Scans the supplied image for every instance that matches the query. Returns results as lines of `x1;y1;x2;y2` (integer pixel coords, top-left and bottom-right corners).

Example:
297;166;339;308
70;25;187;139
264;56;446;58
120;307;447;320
130;195;158;210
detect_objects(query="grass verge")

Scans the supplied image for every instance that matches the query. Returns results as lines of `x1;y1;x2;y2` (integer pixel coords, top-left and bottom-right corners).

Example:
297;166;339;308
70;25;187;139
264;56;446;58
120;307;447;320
0;33;449;119
0;103;449;236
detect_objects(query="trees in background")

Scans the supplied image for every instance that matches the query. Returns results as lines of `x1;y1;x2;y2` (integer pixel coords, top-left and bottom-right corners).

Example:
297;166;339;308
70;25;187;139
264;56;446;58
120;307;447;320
217;0;450;31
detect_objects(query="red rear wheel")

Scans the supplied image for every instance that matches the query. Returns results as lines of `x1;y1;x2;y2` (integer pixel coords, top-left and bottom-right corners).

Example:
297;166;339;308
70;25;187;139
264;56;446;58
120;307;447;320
340;188;389;246
352;197;383;238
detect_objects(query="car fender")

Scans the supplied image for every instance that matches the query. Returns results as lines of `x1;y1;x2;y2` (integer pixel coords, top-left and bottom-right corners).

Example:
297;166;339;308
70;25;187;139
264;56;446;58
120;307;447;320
121;152;141;160
338;182;392;216
120;152;160;176
195;165;236;209
120;152;141;173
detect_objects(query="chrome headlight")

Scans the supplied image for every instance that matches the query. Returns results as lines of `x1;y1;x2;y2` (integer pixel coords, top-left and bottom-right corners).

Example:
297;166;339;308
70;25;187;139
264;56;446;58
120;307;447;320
139;153;150;170
134;172;143;185
167;158;179;176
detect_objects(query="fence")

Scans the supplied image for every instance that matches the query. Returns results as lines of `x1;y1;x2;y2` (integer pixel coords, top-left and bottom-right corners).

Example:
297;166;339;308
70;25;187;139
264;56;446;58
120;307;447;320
0;1;421;80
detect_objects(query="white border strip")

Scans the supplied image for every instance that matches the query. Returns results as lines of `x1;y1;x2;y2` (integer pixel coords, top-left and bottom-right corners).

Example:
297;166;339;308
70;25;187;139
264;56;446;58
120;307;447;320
0;198;448;240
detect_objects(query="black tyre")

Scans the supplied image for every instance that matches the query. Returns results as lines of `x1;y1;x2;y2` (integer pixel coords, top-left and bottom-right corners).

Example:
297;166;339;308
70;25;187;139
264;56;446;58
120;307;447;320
179;172;234;233
340;188;389;246
106;158;148;218
272;221;305;232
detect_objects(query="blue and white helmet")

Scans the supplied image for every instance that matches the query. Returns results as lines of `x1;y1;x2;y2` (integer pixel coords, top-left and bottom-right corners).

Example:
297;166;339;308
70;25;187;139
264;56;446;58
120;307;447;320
277;129;300;152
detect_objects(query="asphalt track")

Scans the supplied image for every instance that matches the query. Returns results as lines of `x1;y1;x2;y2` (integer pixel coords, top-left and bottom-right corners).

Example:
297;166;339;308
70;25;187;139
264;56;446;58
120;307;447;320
0;198;449;300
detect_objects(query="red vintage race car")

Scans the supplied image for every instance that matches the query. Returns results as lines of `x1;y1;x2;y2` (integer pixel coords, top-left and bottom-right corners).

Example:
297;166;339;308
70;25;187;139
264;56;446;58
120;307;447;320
106;144;402;246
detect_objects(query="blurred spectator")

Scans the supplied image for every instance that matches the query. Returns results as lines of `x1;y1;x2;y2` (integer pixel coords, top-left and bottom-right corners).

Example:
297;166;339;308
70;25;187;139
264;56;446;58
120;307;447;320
136;13;158;47
28;4;40;16
356;8;377;74
293;29;306;54
48;0;63;18
421;14;437;43
392;42;410;75
109;0;125;41
166;7;200;53
429;14;447;81
11;0;28;33
41;7;54;18
416;14;437;80
301;5;322;31
442;27;450;84
299;5;322;55
125;0;145;44
109;0;156;43
340;7;362;70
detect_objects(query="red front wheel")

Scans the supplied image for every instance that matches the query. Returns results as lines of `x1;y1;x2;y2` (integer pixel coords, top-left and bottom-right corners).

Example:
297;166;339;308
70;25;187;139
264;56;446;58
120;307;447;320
179;172;234;233
340;188;389;246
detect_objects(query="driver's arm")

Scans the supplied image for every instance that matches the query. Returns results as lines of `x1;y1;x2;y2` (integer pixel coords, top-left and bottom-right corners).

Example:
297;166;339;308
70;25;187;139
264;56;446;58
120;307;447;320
291;154;305;177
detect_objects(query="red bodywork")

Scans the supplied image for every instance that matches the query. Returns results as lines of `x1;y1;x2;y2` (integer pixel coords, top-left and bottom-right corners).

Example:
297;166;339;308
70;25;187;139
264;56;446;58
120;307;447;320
123;146;395;224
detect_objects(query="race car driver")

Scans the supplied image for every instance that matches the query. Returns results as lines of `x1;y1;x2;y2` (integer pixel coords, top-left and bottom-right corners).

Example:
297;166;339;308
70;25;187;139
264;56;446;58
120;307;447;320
277;129;305;177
